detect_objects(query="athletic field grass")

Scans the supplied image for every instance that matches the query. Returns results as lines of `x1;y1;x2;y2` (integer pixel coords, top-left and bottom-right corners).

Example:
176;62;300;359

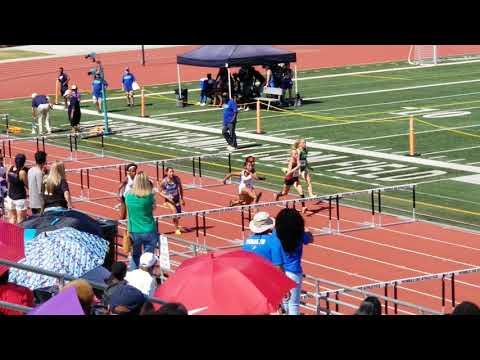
0;50;50;61
1;59;480;231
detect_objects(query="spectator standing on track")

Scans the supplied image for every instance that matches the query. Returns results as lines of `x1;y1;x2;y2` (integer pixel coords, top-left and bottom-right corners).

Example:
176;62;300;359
5;154;28;224
242;212;284;270
125;171;158;270
159;167;185;236
354;296;382;315
122;67;136;107
281;63;294;105
274;208;313;315
0;270;34;316
222;96;239;151
57;67;70;109
0;154;7;218
31;93;53;135
125;252;158;297
28;151;47;215
92;73;107;113
67;85;81;134
42;160;72;212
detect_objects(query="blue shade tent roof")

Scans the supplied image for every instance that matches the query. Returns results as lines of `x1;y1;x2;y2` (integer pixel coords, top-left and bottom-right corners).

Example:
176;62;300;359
177;45;297;68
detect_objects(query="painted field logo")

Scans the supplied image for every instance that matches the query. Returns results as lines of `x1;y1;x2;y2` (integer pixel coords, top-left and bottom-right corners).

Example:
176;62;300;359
390;107;471;118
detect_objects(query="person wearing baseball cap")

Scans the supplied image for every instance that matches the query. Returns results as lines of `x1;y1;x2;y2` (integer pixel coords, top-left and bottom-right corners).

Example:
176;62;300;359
125;252;158;297
242;211;284;269
108;283;146;315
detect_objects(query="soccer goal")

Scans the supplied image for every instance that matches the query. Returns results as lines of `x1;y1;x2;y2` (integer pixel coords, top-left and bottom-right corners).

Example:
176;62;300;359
408;45;438;65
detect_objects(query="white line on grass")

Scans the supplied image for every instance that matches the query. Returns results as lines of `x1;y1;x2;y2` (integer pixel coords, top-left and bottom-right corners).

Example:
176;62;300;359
64;106;480;174
423;146;480;156
304;79;480;101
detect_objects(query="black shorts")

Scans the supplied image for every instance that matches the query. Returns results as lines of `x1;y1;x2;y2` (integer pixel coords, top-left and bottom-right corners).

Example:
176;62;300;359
165;198;182;213
284;176;299;186
60;86;68;96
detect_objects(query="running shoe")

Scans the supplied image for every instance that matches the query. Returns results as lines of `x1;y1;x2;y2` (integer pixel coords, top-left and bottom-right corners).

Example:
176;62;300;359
175;229;182;236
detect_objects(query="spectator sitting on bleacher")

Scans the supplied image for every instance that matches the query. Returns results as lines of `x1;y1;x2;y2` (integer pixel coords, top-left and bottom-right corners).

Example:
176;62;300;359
451;301;480;315
108;282;146;315
61;279;95;315
0;270;34;316
354;296;382;315
156;302;188;315
125;252;158;297
103;261;128;305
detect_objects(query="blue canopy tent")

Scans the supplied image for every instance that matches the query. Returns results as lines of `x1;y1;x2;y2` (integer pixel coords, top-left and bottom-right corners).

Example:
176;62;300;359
176;45;298;99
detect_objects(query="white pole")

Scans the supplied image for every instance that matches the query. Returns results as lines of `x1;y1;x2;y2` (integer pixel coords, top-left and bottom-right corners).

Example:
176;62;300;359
176;64;182;98
433;45;438;65
294;65;299;95
227;64;232;99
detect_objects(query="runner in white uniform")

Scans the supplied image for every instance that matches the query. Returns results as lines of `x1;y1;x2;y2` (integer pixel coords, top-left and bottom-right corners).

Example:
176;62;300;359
118;163;137;220
223;156;265;207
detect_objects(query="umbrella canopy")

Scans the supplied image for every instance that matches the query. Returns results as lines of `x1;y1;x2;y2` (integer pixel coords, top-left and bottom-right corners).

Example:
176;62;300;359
8;227;109;290
0;220;25;277
21;209;103;237
154;250;295;315
177;45;297;68
29;286;84;315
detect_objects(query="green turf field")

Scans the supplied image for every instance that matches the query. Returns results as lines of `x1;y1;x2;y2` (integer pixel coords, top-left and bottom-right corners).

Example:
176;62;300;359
2;59;480;231
0;49;50;61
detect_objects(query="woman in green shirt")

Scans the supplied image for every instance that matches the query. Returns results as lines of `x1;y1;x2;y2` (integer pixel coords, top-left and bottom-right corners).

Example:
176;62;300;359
125;171;157;269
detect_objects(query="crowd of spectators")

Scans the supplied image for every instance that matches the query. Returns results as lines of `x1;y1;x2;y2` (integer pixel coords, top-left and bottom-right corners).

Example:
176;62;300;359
0;152;72;225
199;63;294;109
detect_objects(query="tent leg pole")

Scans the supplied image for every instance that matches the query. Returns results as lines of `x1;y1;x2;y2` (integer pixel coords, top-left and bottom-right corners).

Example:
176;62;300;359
177;64;182;97
227;65;232;99
294;65;298;96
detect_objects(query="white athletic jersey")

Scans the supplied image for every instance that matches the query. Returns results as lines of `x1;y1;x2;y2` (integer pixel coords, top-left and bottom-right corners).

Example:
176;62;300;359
123;175;134;196
238;170;254;194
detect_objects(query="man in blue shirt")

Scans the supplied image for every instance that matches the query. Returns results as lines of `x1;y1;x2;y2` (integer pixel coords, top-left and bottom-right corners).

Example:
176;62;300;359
92;73;108;113
31;93;53;135
222;97;238;151
122;68;136;107
242;212;284;269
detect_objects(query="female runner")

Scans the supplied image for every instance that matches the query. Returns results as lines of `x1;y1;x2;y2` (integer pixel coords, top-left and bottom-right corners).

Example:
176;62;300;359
159;167;185;235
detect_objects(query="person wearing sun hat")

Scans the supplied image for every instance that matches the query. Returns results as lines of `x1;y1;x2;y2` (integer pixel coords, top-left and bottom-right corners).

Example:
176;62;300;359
125;252;158;297
242;211;284;269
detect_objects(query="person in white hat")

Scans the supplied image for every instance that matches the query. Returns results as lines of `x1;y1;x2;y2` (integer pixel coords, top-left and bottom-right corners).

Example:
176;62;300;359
125;252;158;297
242;211;284;269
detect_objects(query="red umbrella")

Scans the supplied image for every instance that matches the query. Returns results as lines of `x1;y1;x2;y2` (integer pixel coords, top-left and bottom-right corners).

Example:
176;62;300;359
0;220;25;276
154;250;296;315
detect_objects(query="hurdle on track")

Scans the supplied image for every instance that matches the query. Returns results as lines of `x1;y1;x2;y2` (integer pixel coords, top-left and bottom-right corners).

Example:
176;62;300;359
118;183;417;250
0;132;105;164
316;265;480;314
68;152;234;201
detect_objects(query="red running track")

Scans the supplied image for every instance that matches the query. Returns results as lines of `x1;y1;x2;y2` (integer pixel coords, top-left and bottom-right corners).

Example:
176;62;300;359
3;45;480;99
6;138;480;315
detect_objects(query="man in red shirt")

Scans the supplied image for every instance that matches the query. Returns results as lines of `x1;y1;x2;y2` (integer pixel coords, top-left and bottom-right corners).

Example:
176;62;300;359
0;270;34;315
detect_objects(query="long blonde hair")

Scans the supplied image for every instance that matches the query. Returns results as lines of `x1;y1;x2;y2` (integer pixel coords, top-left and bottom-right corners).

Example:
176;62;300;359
45;161;66;194
291;139;303;151
131;171;153;197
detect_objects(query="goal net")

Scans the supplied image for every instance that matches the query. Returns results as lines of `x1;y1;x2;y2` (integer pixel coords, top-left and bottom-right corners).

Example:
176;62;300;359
408;45;438;65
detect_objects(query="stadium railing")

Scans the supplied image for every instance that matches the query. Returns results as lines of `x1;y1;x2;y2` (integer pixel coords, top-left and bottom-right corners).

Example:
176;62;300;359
302;274;443;315
0;258;168;314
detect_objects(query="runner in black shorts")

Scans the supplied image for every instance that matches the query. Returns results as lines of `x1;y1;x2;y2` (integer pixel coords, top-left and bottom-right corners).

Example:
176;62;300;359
58;67;70;109
274;147;307;213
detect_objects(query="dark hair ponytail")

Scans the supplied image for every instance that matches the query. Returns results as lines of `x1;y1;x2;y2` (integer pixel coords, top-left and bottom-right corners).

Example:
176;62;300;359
275;208;305;254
